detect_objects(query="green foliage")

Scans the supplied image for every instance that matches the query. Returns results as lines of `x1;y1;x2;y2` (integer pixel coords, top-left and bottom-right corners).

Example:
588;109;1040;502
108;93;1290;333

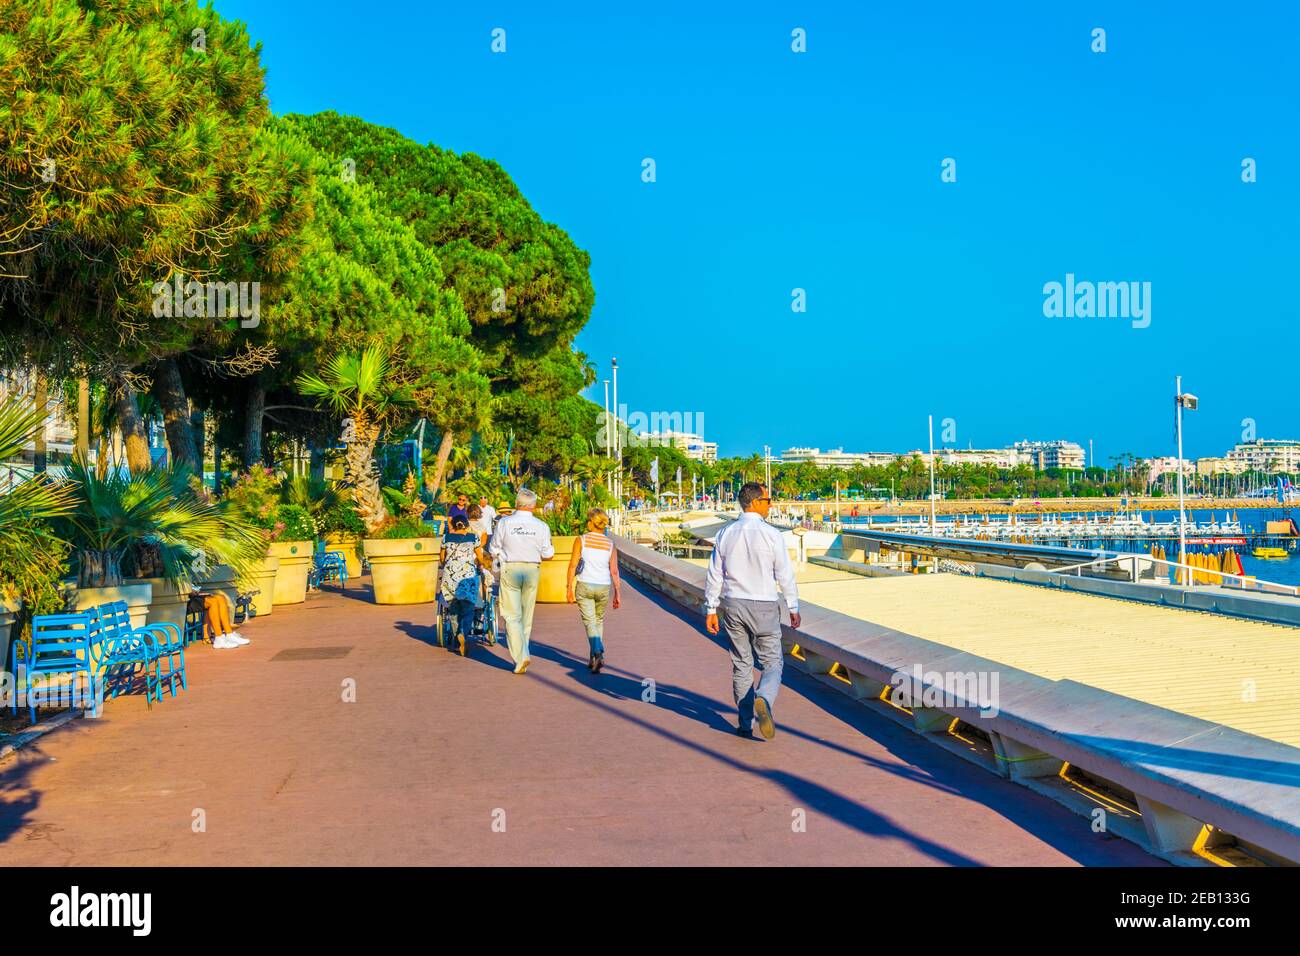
221;467;282;535
56;460;264;590
280;474;342;519
371;516;436;540
539;487;599;537
318;497;366;537
275;504;317;541
0;0;306;376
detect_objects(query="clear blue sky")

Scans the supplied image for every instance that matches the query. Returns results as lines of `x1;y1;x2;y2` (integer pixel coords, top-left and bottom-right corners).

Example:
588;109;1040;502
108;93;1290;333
217;0;1297;462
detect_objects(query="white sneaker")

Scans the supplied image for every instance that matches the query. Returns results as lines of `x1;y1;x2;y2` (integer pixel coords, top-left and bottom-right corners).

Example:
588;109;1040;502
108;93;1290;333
212;635;240;649
227;632;250;645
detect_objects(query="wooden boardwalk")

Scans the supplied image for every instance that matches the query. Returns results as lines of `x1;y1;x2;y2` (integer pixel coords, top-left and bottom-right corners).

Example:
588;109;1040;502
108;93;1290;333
0;577;1157;866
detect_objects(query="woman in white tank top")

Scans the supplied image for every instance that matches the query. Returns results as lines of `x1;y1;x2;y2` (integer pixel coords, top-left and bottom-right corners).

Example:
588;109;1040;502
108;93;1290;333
566;507;622;673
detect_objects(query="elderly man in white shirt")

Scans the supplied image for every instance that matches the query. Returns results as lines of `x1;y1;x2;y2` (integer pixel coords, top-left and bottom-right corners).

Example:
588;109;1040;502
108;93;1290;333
705;482;801;739
487;488;555;674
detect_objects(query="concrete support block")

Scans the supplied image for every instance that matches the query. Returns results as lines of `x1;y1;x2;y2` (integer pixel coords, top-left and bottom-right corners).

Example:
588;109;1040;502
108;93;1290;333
911;706;953;734
846;671;887;701
802;649;837;676
989;732;1065;780
1137;795;1208;856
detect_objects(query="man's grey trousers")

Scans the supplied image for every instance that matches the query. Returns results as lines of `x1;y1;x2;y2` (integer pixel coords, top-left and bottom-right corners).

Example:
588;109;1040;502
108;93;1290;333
719;597;784;730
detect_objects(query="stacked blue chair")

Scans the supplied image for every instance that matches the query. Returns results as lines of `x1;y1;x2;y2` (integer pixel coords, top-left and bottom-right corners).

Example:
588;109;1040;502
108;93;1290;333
24;612;101;725
86;604;160;708
105;601;186;699
314;550;348;589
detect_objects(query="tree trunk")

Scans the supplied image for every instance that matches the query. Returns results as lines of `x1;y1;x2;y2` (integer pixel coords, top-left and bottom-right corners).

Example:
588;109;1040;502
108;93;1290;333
32;372;47;473
345;413;387;534
76;377;90;463
425;430;455;504
243;381;265;469
153;358;198;470
113;381;153;473
190;406;205;477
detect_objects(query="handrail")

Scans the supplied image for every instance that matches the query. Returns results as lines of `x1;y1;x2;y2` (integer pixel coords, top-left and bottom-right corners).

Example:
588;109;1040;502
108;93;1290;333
1050;551;1300;597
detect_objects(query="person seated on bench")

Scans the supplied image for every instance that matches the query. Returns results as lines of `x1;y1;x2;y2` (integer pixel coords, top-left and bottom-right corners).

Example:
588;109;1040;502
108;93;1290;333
199;591;249;649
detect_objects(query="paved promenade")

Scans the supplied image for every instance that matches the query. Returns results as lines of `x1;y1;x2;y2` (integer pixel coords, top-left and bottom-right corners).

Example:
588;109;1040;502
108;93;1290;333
0;578;1157;866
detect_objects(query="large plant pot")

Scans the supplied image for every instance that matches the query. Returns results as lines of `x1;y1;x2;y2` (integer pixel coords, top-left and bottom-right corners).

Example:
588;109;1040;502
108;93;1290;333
362;538;439;604
247;554;280;618
324;533;362;578
537;536;577;603
268;541;313;606
0;600;16;684
126;564;241;629
74;582;153;629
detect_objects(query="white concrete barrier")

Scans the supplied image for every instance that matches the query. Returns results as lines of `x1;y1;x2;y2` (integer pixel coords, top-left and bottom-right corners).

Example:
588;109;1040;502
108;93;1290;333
615;536;1300;866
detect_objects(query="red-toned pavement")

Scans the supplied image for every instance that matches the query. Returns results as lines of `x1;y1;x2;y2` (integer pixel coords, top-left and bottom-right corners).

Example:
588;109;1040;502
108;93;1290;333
0;577;1157;866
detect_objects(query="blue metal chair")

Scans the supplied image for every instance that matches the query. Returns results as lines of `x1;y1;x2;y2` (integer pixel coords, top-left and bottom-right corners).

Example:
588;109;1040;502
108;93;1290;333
314;550;348;589
183;593;208;646
25;612;100;725
87;604;160;708
105;601;186;698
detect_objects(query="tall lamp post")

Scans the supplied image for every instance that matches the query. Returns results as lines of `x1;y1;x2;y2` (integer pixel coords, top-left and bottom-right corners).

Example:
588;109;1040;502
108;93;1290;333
927;415;937;535
1175;376;1198;575
611;358;620;506
602;379;611;494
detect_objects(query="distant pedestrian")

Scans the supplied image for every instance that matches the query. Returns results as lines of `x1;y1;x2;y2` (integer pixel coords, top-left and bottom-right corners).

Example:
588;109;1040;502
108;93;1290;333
478;496;498;533
704;481;800;739
487;488;555;674
566;508;622;673
448;493;470;524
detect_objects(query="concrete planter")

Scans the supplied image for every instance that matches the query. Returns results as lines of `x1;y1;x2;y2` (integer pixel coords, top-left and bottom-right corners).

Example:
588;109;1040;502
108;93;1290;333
247;554;280;618
268;541;313;606
362;537;439;605
74;582;153;628
537;536;577;604
0;600;16;680
324;533;362;578
125;564;240;628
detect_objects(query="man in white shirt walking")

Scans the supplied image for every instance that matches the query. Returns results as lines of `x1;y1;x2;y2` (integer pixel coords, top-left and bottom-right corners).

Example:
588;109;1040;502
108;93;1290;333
705;482;801;739
478;496;497;534
487;488;555;674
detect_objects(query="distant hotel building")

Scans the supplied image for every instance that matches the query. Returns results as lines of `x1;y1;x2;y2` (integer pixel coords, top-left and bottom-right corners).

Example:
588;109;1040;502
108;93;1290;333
1010;440;1086;470
780;440;1085;470
1225;439;1300;474
637;430;718;463
780;447;899;468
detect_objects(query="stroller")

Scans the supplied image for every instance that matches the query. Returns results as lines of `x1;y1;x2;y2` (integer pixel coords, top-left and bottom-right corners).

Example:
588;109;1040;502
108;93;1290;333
435;562;499;650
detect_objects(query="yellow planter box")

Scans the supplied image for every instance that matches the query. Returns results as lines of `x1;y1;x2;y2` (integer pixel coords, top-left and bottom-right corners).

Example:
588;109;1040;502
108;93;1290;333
536;536;577;603
268;540;313;606
0;600;16;677
74;582;153;628
247;554;280;617
324;533;362;578
362;537;439;604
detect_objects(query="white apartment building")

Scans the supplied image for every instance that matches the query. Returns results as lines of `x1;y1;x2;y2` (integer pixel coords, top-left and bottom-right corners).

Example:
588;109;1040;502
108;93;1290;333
780;447;900;468
1226;439;1300;474
1011;440;1086;470
637;430;718;463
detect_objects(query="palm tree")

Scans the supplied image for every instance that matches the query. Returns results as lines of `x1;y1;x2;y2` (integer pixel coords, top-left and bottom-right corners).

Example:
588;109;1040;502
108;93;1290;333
0;399;76;618
58;460;264;589
0;399;75;552
297;345;412;535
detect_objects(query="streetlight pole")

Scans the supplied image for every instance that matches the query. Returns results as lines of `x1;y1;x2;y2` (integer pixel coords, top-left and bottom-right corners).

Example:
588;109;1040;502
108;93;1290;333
611;358;620;506
603;379;611;495
1176;376;1186;573
928;415;937;534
